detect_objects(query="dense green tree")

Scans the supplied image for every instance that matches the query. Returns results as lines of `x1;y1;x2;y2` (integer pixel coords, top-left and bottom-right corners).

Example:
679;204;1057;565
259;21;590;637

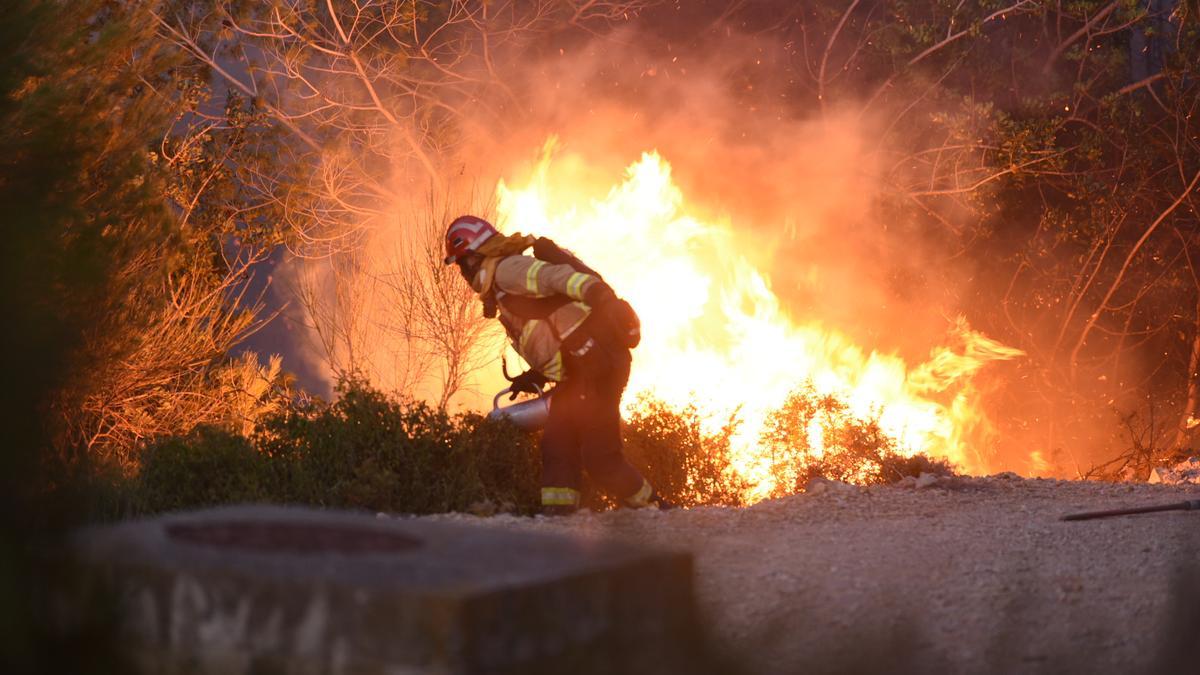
0;1;178;670
0;0;190;503
0;1;296;668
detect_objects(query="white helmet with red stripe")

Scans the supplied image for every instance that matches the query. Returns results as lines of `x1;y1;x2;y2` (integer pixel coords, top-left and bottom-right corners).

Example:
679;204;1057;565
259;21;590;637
444;215;498;264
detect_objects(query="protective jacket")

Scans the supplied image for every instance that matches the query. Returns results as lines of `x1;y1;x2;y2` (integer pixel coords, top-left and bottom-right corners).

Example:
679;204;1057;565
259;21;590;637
464;233;656;512
471;254;605;382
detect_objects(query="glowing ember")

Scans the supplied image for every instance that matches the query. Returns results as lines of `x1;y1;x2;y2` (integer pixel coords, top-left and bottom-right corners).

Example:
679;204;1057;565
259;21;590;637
496;140;1022;500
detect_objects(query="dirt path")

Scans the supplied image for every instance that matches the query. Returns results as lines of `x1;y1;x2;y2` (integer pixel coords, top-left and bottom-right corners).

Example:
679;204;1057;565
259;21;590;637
427;476;1200;674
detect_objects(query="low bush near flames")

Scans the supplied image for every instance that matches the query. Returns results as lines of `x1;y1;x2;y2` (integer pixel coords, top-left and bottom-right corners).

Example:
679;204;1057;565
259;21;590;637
761;385;956;496
117;380;952;518
614;397;751;508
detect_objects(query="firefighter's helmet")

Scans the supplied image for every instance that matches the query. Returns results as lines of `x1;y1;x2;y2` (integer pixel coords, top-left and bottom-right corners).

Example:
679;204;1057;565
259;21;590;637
443;215;498;265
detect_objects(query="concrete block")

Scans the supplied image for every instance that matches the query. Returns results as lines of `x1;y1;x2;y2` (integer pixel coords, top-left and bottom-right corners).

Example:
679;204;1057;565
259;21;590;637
68;505;696;674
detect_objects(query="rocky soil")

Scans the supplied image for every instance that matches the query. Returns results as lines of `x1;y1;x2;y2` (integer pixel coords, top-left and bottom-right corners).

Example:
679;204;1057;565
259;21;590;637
423;476;1200;674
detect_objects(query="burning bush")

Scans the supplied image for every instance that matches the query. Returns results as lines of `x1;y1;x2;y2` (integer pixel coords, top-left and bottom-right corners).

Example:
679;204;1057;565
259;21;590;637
761;385;955;496
620;397;751;508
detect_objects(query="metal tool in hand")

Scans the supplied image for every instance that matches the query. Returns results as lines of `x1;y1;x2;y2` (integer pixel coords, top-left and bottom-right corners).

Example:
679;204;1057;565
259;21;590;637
1061;499;1200;521
486;355;552;431
488;385;551;431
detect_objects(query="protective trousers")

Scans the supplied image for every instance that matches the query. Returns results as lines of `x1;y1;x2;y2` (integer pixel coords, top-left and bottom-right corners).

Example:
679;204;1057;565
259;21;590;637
539;342;651;510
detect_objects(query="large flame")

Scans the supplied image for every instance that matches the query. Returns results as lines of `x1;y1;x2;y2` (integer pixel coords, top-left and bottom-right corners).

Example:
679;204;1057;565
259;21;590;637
495;141;1022;500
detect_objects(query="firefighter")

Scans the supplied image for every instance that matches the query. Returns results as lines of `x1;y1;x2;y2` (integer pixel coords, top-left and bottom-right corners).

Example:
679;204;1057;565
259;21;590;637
443;215;672;514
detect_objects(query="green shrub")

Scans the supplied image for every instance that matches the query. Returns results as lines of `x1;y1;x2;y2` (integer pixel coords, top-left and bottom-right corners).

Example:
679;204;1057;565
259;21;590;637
135;426;273;512
258;381;540;514
66;456;137;525
130;379;541;516
453;412;542;514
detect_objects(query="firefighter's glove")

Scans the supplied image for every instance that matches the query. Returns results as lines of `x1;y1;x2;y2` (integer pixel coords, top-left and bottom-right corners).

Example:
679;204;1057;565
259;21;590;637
584;282;640;349
509;370;547;400
607;298;641;349
583;282;618;309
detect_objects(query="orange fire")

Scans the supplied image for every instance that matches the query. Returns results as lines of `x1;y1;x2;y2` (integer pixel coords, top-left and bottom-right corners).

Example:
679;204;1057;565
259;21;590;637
495;141;1022;500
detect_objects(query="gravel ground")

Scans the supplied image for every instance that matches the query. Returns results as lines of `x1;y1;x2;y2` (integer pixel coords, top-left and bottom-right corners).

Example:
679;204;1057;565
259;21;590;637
423;476;1200;674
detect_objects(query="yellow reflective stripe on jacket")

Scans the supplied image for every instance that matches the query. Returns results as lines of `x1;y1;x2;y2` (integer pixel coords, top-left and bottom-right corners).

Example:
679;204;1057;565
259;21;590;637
565;272;590;300
542;352;564;381
514;319;565;381
525;260;547;295
491;255;593;380
552;302;590;340
541;486;580;506
518;320;539;355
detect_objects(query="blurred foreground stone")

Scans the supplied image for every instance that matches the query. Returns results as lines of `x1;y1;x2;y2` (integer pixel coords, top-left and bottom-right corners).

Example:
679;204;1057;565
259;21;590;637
68;505;696;674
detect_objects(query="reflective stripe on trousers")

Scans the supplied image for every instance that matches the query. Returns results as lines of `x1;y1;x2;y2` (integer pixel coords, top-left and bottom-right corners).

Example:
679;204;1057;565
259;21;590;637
540;342;647;505
541;486;581;506
624;478;654;508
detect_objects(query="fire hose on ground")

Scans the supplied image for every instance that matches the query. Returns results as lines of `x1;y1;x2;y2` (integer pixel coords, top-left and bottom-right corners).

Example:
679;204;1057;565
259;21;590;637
1061;499;1200;521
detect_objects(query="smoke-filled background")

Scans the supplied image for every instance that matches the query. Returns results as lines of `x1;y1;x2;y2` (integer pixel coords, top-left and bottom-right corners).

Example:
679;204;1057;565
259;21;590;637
7;0;1198;504
217;1;1196;481
8;2;1200;670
